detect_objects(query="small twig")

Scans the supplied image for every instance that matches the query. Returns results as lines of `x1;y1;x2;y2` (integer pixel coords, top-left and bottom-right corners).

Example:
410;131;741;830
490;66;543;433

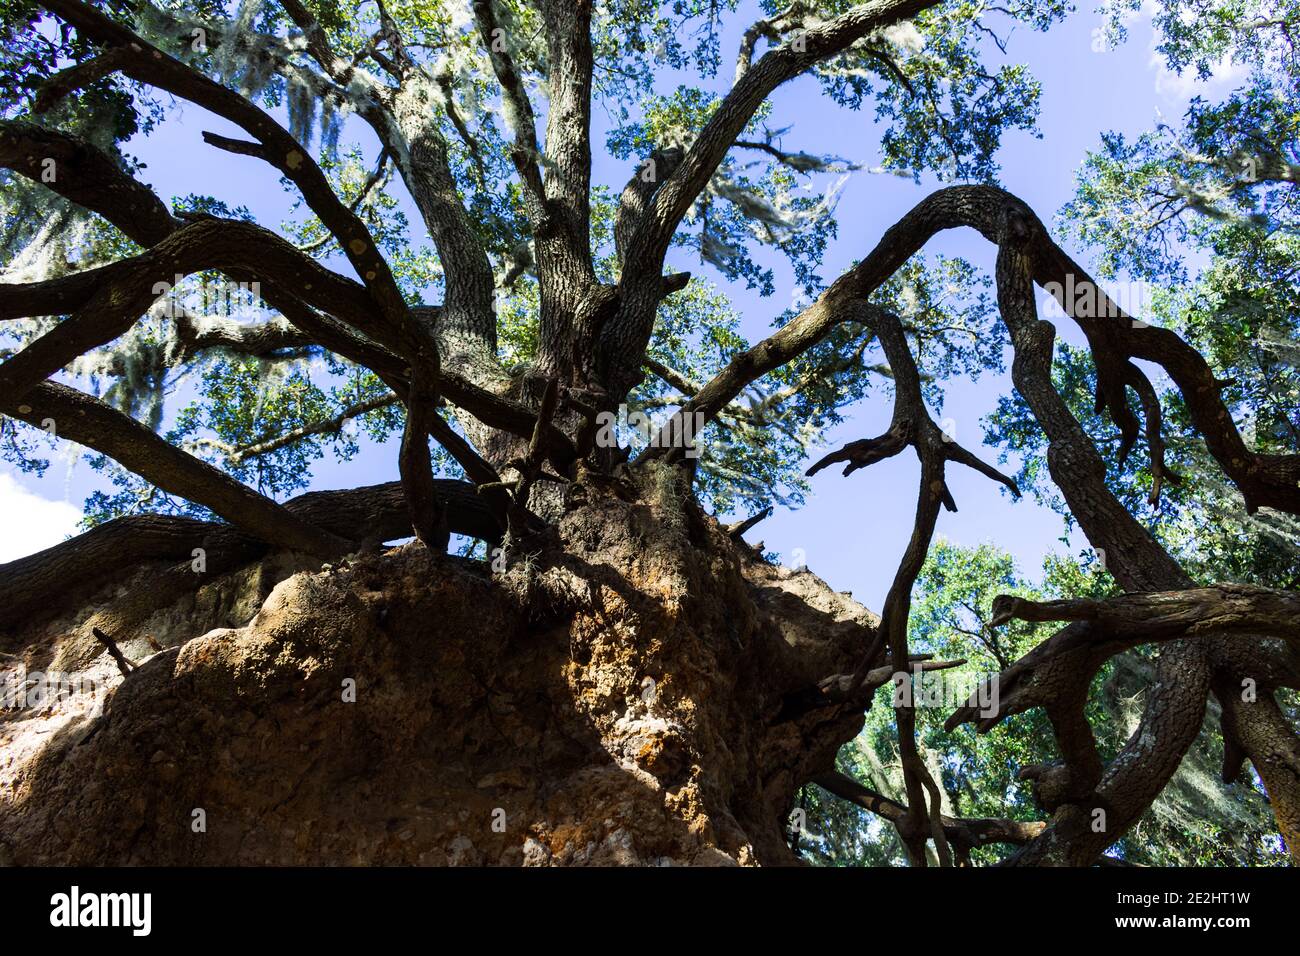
200;130;267;159
91;626;135;677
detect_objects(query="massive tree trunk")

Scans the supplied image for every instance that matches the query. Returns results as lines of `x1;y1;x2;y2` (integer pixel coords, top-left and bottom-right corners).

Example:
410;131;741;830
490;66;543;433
0;464;876;865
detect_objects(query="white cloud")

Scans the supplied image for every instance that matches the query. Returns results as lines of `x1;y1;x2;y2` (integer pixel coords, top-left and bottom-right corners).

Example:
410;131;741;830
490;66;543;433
1151;51;1248;99
1109;0;1249;100
0;474;82;563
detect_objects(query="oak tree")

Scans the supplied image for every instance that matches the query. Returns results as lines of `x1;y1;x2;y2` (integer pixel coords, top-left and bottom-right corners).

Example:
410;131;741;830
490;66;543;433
0;0;1297;865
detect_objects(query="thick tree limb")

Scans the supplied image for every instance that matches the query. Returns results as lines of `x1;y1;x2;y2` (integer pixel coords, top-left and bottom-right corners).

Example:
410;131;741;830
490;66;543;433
39;0;420;356
0;123;385;395
472;0;548;223
615;147;684;272
639;185;1300;517
0;216;375;326
386;79;498;365
601;0;940;393
538;0;597;273
278;0;364;87
2;381;347;558
0;479;503;631
988;585;1300;645
197;0;495;367
1218;690;1300;862
987;223;1210;865
0;119;177;246
398;358;451;552
0;208;561;463
529;0;604;380
625;0;940;272
31;47;133;114
173;313;314;360
0;218;379;407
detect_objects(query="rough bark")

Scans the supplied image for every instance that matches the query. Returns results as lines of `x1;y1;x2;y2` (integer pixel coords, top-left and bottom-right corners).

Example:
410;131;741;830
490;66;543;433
0;479;502;633
0;469;876;866
1219;691;1300;861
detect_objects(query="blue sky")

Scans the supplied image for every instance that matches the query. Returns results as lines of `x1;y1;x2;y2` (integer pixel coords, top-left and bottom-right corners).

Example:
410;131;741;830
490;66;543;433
0;3;1242;608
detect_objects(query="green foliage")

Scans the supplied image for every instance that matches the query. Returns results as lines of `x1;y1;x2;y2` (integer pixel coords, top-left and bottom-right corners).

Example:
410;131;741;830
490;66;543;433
1;0;1061;524
806;0;1300;864
803;541;1290;866
608;88;842;295
816;0;1065;181
1013;0;1300;590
